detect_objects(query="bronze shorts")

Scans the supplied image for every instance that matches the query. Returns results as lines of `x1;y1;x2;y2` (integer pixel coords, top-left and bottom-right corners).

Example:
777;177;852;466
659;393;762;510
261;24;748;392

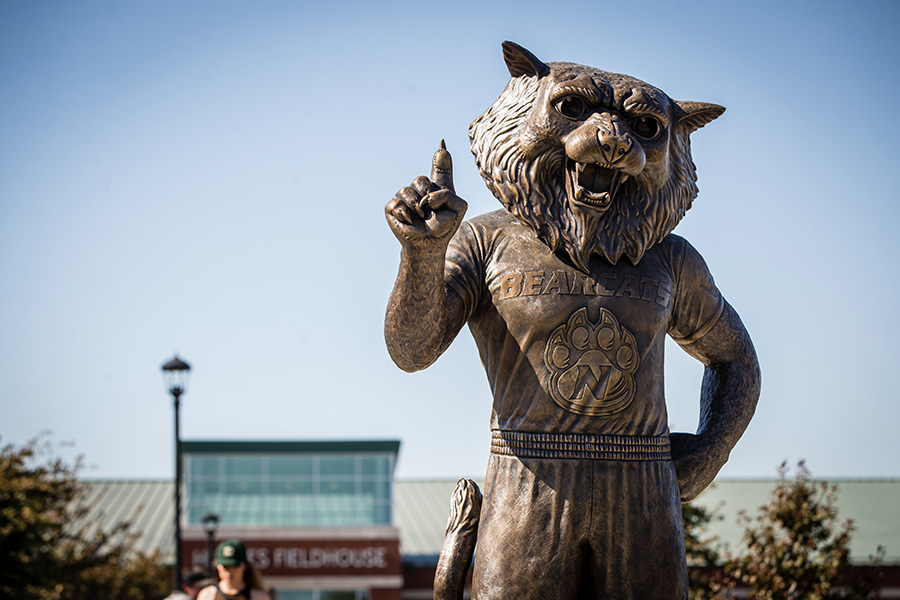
472;432;686;600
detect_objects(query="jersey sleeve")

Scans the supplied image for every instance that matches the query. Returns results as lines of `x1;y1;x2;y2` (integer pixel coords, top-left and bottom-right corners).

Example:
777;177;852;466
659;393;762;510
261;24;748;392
444;221;487;323
668;238;725;345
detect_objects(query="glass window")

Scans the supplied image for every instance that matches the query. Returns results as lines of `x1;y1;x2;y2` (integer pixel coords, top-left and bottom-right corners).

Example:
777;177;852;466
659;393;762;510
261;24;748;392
373;504;391;524
360;456;389;477
190;480;222;497
224;493;264;524
225;456;262;477
266;493;315;527
226;480;262;495
188;498;224;524
190;456;221;477
268;480;314;495
185;451;393;527
320;480;356;495
320;455;356;477
360;480;389;500
269;455;313;476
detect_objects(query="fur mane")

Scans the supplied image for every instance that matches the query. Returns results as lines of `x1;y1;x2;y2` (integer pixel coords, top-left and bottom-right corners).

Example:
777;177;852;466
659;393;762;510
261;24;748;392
468;70;702;268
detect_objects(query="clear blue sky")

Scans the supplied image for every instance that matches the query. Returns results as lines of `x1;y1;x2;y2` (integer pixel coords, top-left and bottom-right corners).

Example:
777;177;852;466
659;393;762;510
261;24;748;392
2;0;898;481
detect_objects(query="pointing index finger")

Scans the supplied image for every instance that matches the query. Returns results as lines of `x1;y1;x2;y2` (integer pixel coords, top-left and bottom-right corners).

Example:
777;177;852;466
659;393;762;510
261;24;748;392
431;139;455;193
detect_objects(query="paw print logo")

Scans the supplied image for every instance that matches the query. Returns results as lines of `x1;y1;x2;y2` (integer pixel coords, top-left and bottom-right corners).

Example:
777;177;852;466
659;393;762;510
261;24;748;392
544;307;639;416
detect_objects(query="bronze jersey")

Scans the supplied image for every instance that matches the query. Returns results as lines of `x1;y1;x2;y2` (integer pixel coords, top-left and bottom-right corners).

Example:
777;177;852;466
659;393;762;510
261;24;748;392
445;209;724;438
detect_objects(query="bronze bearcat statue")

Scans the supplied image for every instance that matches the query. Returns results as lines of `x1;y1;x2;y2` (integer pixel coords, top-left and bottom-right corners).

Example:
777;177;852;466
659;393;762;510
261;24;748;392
385;42;760;600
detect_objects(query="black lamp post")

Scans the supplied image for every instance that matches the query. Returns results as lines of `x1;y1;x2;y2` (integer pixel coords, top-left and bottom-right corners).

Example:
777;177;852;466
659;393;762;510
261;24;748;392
161;355;191;590
202;513;220;577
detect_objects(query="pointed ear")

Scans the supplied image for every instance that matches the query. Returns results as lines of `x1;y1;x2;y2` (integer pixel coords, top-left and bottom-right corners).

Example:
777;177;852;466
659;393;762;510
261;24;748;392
502;41;551;78
675;101;725;133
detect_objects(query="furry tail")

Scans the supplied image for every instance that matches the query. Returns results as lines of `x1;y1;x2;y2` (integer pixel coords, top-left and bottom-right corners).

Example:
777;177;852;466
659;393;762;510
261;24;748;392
434;478;482;600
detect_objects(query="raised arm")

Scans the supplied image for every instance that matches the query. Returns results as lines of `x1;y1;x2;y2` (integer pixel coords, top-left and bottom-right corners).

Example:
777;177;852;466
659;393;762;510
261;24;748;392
670;301;761;501
384;143;469;372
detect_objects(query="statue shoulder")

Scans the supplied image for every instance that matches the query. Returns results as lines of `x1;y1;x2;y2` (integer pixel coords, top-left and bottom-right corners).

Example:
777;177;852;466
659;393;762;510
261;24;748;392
466;208;518;226
461;208;531;239
658;233;706;263
659;232;688;250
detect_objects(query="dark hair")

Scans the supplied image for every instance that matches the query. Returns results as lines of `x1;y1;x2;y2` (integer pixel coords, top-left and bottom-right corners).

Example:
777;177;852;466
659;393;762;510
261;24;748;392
216;561;266;591
243;562;265;591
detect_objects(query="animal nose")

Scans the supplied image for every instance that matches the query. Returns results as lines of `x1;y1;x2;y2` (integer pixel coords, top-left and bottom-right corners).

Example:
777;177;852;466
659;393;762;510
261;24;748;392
564;113;646;176
595;119;633;165
597;127;634;165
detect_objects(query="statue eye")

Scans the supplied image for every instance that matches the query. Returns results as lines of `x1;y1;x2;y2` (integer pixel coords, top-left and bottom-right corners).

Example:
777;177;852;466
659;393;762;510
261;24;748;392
555;96;589;120
630;116;662;140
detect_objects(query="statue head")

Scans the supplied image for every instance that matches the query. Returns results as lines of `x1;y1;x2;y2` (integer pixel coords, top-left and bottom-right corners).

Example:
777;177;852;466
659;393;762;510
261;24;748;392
469;42;724;270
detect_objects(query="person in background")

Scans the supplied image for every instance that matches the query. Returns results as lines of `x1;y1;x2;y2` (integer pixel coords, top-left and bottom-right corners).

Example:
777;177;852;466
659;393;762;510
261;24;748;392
197;539;271;600
164;570;215;600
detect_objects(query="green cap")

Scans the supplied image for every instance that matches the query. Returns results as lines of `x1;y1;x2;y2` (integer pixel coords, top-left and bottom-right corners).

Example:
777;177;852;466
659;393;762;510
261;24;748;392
216;539;247;566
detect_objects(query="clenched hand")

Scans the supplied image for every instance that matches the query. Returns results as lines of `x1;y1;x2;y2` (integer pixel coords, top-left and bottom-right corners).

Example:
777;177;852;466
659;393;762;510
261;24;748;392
385;141;467;249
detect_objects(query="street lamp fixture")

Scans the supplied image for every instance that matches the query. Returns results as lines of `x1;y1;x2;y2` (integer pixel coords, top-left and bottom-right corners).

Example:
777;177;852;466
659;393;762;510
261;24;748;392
161;355;192;589
162;356;192;399
202;513;220;577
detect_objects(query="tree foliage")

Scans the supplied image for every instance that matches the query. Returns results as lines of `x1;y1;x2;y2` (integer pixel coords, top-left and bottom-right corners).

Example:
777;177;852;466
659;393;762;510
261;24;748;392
683;460;884;599
0;435;171;600
682;499;727;599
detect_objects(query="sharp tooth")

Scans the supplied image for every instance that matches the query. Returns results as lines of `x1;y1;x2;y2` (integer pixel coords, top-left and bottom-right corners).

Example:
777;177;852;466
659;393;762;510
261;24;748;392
575;187;583;200
609;170;621;199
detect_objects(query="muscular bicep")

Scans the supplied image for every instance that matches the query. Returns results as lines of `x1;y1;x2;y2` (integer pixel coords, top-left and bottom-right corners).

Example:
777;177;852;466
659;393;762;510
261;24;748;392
677;301;756;368
669;298;760;500
676;300;761;443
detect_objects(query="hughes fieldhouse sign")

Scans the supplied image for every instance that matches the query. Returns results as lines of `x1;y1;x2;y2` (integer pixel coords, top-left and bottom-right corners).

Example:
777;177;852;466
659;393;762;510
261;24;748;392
184;538;402;576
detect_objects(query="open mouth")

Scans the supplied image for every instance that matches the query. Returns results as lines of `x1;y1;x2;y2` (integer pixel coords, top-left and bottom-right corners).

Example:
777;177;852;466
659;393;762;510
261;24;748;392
564;158;628;211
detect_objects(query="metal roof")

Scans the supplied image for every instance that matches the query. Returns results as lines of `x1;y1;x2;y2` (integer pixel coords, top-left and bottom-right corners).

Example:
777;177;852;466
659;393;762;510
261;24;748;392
75;480;175;559
75;478;900;566
393;479;476;561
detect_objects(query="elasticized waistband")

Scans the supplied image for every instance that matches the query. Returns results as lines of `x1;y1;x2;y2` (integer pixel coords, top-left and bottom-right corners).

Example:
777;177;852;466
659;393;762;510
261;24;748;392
490;430;671;461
